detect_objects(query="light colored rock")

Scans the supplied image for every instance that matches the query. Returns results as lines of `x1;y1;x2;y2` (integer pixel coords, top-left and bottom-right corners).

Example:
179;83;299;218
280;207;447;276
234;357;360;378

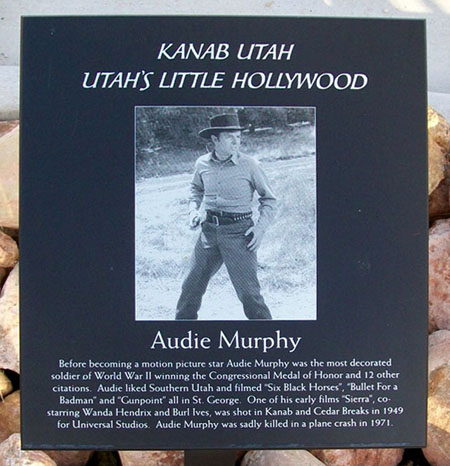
242;449;326;466
309;448;404;466
428;106;450;218
0;264;19;372
119;450;184;466
423;364;450;466
0;391;20;443
0;433;57;466
429;219;450;332
0;370;13;398
0;230;18;268
429;106;450;155
46;450;93;466
428;107;450;195
429;330;450;375
429;92;450;124
0;122;18;138
0;122;19;229
429;136;448;196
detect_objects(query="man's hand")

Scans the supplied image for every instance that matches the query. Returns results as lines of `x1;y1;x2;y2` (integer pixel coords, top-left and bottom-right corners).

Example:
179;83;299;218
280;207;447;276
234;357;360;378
189;210;201;229
245;226;264;251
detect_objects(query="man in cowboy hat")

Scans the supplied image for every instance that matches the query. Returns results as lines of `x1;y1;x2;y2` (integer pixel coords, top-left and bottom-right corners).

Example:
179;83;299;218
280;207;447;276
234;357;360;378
175;113;277;320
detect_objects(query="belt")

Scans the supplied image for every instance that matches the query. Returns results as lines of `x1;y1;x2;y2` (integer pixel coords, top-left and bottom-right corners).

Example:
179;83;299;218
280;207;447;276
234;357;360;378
206;210;252;226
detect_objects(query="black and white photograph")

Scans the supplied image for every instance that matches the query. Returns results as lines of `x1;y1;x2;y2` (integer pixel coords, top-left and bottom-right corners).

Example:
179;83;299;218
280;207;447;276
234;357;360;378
135;106;316;320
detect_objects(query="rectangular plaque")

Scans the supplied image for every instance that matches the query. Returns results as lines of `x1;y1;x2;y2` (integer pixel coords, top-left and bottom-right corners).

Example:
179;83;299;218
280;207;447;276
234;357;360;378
20;16;427;449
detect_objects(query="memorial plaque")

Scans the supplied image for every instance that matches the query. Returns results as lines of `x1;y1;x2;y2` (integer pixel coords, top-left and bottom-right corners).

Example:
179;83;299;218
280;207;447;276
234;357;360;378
20;16;427;449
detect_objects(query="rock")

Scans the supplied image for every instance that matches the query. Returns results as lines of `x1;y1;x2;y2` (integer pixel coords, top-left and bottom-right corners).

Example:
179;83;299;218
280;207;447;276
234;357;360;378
429;219;450;332
0;228;18;242
119;450;184;466
91;452;120;465
0;433;57;466
429;330;450;375
428;106;450;194
0;230;18;268
429;137;448;196
0;267;7;289
0;370;13;398
242;449;326;465
0;391;20;443
429;178;450;220
428;107;450;219
429;106;450;154
46;450;93;466
0;122;19;229
309;448;404;466
0;123;18;141
0;390;92;466
423;364;450;466
0;264;19;372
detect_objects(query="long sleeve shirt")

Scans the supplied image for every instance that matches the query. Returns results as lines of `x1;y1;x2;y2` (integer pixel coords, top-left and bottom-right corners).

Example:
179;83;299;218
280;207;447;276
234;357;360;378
188;151;277;232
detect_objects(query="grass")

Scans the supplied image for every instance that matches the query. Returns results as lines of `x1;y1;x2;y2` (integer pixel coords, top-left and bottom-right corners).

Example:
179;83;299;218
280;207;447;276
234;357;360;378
258;166;316;291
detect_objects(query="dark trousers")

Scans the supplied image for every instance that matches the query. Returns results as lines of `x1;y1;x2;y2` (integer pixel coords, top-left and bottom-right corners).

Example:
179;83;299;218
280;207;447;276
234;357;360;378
176;218;272;320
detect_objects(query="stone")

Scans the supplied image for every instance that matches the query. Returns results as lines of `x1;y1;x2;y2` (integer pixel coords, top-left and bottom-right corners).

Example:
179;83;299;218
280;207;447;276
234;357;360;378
119;450;184;466
0;230;18;268
423;364;450;466
242;449;326;465
0;122;19;229
429;137;448;196
0;267;7;288
0;370;13;398
0;391;20;443
309;448;404;466
429;219;450;332
46;450;93;466
428;106;450;195
429;330;450;375
0;264;19;372
429;178;450;220
429;106;450;155
0;388;92;465
0;123;18;140
428;107;450;219
0;228;18;242
91;452;119;465
0;433;57;466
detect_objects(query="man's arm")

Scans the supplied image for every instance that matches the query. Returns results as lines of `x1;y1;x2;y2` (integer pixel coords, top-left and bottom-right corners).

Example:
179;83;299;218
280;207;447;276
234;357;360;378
188;161;204;228
245;160;277;250
252;160;277;231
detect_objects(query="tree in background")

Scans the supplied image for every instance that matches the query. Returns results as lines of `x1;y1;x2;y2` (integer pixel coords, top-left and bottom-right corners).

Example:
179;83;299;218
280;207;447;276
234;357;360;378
135;107;315;178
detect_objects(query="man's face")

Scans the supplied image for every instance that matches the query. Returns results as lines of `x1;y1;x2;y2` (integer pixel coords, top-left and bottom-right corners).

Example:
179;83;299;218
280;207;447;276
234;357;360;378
211;130;241;160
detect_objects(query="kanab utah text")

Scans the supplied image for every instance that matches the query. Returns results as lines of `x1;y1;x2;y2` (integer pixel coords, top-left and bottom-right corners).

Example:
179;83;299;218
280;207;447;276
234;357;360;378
149;330;302;353
81;41;368;91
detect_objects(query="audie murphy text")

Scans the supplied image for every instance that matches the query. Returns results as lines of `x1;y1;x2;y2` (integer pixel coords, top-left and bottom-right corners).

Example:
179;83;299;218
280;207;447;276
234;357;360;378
81;42;369;91
149;330;303;354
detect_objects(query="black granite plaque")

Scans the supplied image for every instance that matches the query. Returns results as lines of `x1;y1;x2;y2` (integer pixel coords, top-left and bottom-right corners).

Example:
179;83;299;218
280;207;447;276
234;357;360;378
20;16;427;450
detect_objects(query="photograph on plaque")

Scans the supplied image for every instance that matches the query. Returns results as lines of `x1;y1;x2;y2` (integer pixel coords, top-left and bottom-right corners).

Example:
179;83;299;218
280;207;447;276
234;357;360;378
135;106;317;321
19;16;428;451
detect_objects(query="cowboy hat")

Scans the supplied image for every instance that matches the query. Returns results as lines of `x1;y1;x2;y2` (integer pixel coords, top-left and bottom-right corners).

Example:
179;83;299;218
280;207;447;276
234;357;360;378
198;113;245;139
